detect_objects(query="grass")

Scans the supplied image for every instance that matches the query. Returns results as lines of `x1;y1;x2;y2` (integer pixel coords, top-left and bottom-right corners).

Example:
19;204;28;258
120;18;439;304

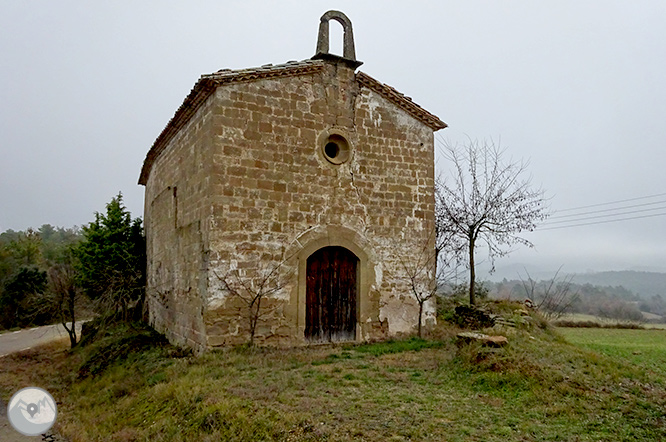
1;314;666;441
559;327;666;377
557;313;666;329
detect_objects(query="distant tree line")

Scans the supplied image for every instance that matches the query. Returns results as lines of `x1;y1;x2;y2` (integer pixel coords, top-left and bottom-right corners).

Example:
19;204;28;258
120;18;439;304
0;225;83;331
485;278;664;323
0;194;146;347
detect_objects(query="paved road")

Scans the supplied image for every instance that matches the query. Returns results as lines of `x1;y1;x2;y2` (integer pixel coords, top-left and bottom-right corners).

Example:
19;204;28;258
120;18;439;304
0;323;82;358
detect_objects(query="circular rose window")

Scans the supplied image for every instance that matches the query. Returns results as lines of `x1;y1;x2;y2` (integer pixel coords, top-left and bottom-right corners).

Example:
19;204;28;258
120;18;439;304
322;133;350;165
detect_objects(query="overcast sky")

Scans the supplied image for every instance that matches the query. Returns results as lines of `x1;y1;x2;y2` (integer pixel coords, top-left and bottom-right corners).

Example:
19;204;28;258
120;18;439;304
1;1;665;275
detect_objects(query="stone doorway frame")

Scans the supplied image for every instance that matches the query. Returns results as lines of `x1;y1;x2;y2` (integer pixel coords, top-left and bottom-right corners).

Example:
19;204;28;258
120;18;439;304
291;226;374;342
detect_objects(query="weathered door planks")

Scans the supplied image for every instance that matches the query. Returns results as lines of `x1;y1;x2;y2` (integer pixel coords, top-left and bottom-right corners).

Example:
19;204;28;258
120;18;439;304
305;246;358;342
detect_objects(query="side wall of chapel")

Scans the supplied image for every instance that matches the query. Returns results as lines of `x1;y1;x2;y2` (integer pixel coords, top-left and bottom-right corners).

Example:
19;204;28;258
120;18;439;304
144;96;216;354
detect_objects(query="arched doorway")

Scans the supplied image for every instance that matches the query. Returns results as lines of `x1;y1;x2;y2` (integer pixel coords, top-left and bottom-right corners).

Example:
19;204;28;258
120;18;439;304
305;246;358;342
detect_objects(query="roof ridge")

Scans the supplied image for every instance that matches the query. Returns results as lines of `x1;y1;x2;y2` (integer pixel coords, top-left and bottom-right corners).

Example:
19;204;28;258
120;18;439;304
202;59;322;81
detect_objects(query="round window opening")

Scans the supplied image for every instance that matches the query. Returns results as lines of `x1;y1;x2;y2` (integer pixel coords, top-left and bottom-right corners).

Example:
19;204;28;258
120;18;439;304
325;142;340;159
322;134;350;165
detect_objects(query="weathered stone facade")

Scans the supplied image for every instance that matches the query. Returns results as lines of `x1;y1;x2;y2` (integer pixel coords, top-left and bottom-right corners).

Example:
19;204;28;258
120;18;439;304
139;11;446;353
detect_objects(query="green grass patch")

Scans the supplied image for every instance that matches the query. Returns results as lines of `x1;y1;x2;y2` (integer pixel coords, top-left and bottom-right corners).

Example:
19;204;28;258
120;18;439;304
559;327;666;378
344;336;445;356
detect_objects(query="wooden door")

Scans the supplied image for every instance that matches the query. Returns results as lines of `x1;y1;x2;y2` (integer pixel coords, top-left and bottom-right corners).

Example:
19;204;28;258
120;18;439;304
305;246;358;342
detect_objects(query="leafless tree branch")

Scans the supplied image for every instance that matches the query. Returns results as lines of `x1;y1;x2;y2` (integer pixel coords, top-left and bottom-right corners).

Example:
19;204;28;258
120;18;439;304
214;249;296;345
47;263;84;348
520;267;579;320
396;229;457;337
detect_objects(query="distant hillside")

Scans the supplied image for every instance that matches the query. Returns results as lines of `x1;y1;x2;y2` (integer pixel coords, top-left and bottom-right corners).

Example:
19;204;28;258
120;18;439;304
485;267;666;299
572;271;666;298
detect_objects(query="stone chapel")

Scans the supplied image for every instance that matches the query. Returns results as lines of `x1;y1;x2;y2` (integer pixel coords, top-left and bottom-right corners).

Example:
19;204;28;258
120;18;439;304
139;11;447;353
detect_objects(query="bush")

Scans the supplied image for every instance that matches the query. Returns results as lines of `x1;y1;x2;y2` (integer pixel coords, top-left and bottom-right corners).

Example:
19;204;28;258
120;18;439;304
552;319;644;329
452;305;496;329
445;282;490;302
76;322;175;378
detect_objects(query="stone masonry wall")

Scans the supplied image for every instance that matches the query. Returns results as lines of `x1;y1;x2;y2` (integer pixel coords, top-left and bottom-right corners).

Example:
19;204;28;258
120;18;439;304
144;95;217;354
201;61;437;347
354;87;437;334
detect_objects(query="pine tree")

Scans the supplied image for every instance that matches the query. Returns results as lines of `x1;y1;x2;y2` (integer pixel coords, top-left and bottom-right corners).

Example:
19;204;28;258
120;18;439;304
75;193;146;321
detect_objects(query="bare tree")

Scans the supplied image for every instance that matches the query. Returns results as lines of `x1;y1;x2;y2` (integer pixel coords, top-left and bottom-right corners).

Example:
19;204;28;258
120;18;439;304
436;139;549;305
396;230;457;338
397;243;436;338
434;178;456;276
47;263;82;348
215;252;294;346
520;267;579;320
